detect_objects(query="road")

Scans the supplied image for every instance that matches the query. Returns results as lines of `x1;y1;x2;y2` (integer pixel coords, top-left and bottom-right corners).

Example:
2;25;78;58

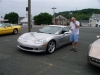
0;26;100;75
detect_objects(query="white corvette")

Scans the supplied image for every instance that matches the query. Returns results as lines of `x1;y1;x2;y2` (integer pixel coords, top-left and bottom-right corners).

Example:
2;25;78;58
17;25;71;54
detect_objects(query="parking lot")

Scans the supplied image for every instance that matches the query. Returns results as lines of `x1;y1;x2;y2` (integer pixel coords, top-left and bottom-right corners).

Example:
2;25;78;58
0;26;100;75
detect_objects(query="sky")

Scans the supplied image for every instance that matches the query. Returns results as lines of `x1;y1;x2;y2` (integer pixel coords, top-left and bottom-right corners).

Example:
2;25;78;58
0;0;100;17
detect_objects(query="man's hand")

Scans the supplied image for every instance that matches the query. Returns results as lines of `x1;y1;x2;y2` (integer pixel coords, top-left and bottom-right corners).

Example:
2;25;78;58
69;27;73;31
71;17;79;28
73;20;76;24
70;28;73;31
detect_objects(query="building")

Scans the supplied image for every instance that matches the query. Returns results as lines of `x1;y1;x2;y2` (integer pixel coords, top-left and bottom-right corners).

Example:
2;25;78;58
18;14;34;25
53;15;67;25
18;17;25;25
79;20;89;26
0;16;8;23
89;14;100;27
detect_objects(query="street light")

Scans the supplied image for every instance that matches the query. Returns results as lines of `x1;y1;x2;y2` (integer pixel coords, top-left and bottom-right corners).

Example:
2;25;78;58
69;12;72;23
52;7;56;25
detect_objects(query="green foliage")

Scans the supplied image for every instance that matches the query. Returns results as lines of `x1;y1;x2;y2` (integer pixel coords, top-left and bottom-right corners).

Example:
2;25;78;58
33;12;53;25
56;8;100;20
4;12;19;24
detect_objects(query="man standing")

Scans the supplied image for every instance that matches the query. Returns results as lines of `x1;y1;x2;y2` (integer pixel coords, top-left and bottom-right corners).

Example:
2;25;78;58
69;17;80;52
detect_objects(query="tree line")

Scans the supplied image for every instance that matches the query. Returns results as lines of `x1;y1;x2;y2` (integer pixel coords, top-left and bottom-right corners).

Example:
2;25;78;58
56;8;100;20
3;8;100;24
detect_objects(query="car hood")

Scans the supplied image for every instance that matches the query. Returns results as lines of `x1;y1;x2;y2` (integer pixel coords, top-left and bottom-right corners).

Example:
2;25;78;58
89;39;100;58
22;32;54;40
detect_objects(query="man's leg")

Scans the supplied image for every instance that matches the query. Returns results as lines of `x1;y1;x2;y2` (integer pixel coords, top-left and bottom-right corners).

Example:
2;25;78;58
70;42;75;51
74;34;79;52
72;42;75;48
70;34;75;50
75;42;78;49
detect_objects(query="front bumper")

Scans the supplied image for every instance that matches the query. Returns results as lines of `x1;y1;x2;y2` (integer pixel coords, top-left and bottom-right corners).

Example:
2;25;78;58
88;56;100;67
17;41;47;53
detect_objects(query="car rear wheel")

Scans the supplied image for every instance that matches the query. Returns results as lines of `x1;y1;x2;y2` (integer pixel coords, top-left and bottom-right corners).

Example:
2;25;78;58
13;29;18;34
46;40;56;54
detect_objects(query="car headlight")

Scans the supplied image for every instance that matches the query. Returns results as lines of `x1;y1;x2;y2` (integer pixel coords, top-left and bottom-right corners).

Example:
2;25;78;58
34;39;46;44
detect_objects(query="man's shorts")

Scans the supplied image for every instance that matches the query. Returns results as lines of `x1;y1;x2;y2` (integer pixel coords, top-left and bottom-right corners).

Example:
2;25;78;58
70;34;79;42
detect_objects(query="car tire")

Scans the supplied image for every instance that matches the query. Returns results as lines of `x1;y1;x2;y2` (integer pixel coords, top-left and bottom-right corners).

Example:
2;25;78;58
87;55;90;63
87;55;92;66
46;40;56;54
13;29;18;34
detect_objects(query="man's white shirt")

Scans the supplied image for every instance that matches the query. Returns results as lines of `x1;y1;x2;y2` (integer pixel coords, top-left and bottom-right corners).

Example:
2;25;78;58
70;21;80;34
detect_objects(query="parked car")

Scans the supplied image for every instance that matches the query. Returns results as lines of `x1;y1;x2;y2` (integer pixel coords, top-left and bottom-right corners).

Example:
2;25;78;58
88;35;100;67
0;23;21;35
17;25;71;54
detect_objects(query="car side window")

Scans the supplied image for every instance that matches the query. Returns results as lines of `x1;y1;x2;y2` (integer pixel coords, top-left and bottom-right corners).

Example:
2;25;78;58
6;24;11;27
61;27;69;34
63;27;69;32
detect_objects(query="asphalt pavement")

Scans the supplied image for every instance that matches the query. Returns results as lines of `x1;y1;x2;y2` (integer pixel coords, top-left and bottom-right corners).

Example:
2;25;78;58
0;26;100;75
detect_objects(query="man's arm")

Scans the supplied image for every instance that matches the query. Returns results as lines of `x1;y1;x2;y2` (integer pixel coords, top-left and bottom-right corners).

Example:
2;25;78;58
69;22;73;31
74;21;80;28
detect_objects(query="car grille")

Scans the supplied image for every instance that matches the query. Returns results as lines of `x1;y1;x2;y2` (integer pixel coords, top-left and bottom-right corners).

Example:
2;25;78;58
20;45;33;50
90;57;100;64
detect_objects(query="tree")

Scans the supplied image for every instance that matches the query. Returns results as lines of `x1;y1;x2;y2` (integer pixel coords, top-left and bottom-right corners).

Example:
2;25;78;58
56;8;100;20
4;12;19;24
33;12;52;25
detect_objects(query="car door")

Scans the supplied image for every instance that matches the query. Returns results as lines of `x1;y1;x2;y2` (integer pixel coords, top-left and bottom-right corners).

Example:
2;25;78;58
4;24;13;33
0;24;7;34
0;24;3;34
0;27;2;34
59;27;70;45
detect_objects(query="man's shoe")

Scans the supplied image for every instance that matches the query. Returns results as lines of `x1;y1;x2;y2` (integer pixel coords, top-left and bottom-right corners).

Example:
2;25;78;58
74;48;77;52
70;48;75;51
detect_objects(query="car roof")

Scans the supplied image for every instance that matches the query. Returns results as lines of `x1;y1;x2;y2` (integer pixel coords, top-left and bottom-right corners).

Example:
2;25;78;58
48;25;68;28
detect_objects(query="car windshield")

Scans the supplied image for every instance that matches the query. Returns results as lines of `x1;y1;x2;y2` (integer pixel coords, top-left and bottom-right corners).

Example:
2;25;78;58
0;23;5;27
0;23;11;27
12;24;17;26
39;26;62;34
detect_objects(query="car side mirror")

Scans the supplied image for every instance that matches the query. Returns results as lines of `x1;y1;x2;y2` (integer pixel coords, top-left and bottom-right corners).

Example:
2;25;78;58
63;32;70;36
96;35;100;39
4;26;7;28
64;32;70;34
11;25;13;27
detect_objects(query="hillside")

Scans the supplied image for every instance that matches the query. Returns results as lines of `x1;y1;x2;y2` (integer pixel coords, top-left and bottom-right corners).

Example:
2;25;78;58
55;8;100;20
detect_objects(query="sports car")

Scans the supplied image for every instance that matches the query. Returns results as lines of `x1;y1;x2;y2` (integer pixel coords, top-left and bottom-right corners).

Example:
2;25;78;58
17;25;71;54
88;35;100;67
0;23;21;35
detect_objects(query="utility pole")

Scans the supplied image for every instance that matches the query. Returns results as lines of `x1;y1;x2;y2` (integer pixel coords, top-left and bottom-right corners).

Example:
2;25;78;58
52;7;56;25
28;0;31;32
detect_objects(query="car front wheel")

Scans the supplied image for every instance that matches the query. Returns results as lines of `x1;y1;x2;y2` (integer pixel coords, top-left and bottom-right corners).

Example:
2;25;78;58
46;40;56;54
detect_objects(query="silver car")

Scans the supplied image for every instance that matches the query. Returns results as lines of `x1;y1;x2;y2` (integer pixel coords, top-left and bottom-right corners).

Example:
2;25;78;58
17;25;71;54
88;35;100;67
